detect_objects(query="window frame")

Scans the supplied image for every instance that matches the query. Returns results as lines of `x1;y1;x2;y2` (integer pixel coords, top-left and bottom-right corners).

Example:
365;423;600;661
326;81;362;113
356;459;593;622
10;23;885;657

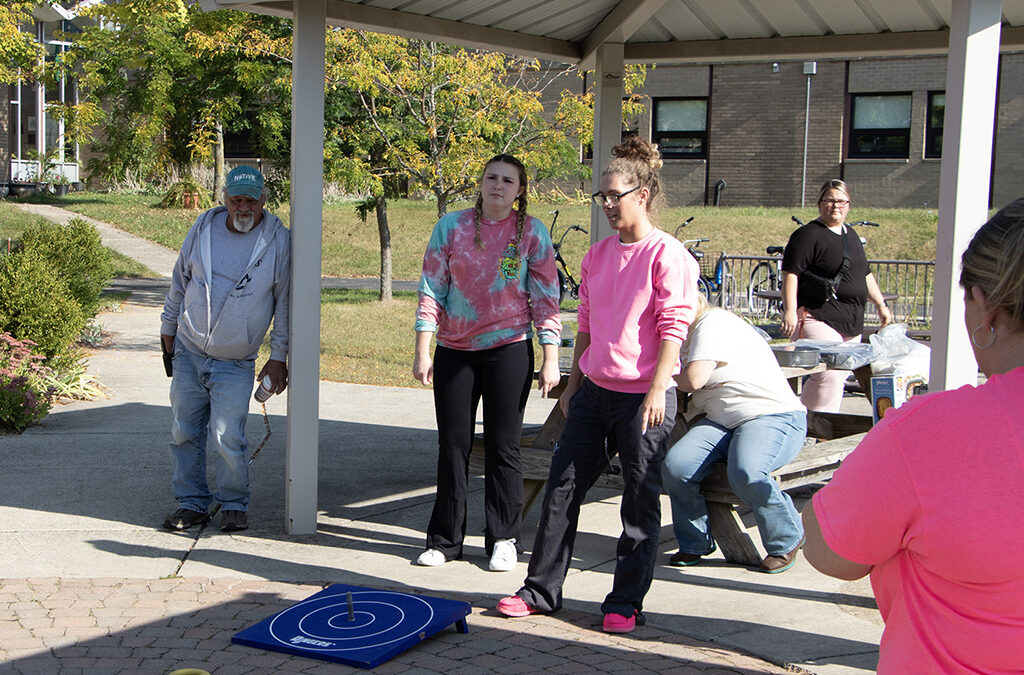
925;91;945;159
848;93;912;159
651;97;708;159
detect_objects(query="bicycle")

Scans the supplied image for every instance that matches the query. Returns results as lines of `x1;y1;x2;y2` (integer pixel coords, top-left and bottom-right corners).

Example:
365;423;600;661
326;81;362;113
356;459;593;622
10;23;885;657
746;216;880;318
676;217;734;308
547;210;588;306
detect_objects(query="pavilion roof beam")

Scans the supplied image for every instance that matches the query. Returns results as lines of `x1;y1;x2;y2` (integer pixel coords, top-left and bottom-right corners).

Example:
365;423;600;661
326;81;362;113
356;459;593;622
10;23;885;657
625;25;1024;63
200;0;583;63
579;0;669;70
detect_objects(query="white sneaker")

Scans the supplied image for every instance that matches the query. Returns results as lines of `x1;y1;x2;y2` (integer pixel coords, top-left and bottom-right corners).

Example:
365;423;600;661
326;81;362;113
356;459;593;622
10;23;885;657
415;549;447;566
489;539;518;572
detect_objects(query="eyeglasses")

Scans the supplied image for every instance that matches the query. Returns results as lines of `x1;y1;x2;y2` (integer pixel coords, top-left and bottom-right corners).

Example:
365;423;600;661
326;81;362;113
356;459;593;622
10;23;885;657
591;185;641;206
820;199;850;207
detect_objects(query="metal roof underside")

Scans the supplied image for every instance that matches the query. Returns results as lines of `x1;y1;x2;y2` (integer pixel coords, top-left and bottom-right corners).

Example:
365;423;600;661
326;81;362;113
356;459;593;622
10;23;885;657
200;0;1024;65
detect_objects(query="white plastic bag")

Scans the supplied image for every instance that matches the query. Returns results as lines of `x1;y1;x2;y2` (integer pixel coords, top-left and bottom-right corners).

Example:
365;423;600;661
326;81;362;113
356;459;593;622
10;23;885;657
869;323;931;382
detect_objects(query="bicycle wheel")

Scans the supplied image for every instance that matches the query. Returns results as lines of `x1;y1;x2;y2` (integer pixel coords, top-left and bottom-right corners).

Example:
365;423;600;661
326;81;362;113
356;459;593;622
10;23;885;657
697;276;712;301
556;268;567;306
747;262;774;317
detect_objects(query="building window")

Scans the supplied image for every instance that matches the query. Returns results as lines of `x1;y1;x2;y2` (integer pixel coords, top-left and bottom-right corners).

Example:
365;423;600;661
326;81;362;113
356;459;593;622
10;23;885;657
926;92;944;158
652;98;707;159
849;94;911;158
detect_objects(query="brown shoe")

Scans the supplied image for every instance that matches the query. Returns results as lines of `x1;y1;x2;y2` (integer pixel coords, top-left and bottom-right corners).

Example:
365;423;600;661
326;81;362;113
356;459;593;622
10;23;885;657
760;538;804;574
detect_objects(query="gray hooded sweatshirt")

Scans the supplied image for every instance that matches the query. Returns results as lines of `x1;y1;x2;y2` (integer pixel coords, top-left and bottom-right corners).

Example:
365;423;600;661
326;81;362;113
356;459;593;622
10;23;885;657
161;206;290;362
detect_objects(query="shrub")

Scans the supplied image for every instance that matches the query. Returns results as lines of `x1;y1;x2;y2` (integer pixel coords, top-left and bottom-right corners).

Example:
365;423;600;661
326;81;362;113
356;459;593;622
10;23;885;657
156;178;213;210
19;218;114;316
0;332;56;433
0;249;87;370
44;353;104;401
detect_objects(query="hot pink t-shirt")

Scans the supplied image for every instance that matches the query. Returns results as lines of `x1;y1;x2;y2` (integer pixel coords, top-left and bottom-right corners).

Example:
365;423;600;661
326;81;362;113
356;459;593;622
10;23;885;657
813;366;1024;673
577;228;697;394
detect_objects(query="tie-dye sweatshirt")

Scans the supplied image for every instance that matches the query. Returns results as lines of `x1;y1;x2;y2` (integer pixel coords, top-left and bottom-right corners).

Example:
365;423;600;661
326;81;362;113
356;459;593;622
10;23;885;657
577;228;698;394
415;209;562;351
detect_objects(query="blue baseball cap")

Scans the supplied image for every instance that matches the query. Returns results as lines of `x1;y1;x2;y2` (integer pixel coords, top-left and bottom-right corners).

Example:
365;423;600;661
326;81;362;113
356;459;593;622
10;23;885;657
225;165;265;199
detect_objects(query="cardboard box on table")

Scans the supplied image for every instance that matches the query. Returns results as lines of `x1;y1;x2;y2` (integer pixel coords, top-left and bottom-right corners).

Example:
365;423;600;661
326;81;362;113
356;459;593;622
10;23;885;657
871;374;927;423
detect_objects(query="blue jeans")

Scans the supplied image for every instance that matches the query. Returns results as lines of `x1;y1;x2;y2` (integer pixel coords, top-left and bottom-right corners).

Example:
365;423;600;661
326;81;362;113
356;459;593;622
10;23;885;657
169;339;255;513
662;410;806;556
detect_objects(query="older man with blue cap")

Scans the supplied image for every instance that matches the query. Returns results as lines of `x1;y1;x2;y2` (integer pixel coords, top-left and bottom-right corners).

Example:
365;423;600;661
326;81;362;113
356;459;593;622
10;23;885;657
159;165;291;532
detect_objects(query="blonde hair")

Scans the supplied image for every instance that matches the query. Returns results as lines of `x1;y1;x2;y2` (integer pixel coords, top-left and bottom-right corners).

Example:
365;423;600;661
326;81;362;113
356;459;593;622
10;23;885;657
817;179;851;203
960;197;1024;332
602;136;664;216
473;154;528;250
692;292;711;322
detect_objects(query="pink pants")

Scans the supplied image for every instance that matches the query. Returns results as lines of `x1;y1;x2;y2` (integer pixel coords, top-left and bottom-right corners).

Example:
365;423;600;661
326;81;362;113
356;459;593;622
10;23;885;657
796;310;861;413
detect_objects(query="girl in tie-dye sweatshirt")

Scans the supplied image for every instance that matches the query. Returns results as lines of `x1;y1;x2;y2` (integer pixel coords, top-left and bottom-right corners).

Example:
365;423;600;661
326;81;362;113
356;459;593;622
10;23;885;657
412;154;562;572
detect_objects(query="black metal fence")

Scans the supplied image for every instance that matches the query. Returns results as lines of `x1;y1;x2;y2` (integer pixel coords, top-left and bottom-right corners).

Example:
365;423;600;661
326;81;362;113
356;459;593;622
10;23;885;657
703;253;935;327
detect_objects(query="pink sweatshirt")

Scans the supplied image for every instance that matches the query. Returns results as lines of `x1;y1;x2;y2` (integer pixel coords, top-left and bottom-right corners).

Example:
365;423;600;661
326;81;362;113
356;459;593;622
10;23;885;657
577;228;698;393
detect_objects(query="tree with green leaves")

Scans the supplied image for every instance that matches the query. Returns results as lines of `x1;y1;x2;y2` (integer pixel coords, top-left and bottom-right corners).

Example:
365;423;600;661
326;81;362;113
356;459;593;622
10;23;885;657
327;32;597;218
0;1;44;85
65;0;291;188
319;30;646;299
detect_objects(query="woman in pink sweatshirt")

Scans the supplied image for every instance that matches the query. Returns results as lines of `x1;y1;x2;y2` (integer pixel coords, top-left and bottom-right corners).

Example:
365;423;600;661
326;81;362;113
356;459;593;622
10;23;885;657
497;137;699;633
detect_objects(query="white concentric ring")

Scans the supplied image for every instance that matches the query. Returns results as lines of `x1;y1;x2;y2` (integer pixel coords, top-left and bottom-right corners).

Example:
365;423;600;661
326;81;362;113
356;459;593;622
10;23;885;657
267;590;435;652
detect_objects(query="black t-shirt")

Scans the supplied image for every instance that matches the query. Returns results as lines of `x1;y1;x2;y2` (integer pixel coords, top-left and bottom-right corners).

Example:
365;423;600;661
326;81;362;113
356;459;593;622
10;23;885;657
781;220;870;337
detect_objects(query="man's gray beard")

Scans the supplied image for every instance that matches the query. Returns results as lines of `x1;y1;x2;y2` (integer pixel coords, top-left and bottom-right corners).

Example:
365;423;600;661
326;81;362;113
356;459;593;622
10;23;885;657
232;214;256;232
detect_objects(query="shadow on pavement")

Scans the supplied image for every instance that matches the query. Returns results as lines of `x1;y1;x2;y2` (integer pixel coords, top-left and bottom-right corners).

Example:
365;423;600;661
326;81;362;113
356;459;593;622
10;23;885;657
0;579;803;674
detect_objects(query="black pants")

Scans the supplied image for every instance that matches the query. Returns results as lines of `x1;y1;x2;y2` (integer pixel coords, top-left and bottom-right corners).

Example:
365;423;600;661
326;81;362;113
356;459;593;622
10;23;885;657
517;378;676;617
426;341;533;559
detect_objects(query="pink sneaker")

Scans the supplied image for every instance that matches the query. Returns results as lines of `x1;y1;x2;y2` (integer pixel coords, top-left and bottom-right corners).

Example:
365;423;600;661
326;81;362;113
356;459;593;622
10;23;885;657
602;611;637;633
496;595;538;618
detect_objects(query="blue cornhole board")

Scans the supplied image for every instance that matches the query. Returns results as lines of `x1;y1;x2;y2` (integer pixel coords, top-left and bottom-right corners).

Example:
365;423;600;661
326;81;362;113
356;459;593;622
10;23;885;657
232;584;471;669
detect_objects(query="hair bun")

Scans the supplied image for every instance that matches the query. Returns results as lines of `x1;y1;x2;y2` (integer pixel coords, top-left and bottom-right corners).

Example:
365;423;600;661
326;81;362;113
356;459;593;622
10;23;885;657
611;136;662;170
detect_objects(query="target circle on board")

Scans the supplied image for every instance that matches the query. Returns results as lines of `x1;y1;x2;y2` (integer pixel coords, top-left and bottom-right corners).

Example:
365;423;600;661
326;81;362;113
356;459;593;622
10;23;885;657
232;583;472;669
269;590;433;651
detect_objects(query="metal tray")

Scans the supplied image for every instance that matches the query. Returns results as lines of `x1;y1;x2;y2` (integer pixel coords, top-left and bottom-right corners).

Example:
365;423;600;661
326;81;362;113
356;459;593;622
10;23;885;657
771;344;820;368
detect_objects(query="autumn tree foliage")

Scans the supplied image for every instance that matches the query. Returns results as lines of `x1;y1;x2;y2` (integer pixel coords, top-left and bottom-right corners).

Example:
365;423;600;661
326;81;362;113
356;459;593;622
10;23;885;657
66;0;292;186
0;1;45;84
59;3;647;299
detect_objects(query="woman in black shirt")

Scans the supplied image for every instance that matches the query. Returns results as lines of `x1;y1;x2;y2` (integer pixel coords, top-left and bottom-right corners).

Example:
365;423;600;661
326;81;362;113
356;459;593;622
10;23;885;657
780;180;892;411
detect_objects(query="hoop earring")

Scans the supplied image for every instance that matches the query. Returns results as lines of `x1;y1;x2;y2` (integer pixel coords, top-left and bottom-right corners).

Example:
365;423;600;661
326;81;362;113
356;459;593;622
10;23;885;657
971;324;995;350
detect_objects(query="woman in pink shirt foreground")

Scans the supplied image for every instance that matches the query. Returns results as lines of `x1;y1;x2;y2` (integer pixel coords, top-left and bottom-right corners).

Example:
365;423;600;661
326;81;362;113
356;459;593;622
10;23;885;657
497;137;699;633
804;196;1024;673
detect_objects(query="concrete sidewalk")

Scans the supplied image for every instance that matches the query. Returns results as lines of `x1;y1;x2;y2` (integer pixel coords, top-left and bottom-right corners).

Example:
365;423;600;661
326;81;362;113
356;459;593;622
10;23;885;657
0;208;883;673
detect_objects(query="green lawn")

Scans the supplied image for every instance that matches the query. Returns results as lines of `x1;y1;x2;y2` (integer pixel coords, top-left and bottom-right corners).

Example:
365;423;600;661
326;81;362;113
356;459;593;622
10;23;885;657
44;191;939;280
0;201;156;277
7;191;942;387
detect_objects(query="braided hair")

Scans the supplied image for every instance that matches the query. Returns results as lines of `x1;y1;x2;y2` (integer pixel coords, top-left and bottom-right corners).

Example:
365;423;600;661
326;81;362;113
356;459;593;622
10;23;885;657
473;154;529;250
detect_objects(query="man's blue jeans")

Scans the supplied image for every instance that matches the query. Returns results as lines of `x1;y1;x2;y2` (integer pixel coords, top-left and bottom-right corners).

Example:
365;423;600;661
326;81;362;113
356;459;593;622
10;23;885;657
169;339;255;513
663;410;806;557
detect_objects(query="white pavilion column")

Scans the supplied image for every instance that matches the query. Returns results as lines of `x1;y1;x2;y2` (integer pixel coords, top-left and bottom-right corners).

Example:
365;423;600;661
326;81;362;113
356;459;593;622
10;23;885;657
931;0;1002;391
590;43;624;242
286;0;326;534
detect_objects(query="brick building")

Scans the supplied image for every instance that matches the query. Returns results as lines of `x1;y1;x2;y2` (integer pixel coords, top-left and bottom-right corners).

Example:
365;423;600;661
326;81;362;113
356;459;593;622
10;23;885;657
602;53;1024;209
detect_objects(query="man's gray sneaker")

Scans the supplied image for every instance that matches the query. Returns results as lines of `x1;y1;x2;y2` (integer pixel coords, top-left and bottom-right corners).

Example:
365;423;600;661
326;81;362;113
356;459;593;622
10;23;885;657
162;508;210;531
221;510;248;532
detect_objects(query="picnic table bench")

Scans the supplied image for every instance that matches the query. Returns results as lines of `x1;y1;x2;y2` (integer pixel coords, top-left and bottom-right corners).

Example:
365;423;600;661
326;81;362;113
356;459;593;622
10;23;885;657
469;381;872;566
